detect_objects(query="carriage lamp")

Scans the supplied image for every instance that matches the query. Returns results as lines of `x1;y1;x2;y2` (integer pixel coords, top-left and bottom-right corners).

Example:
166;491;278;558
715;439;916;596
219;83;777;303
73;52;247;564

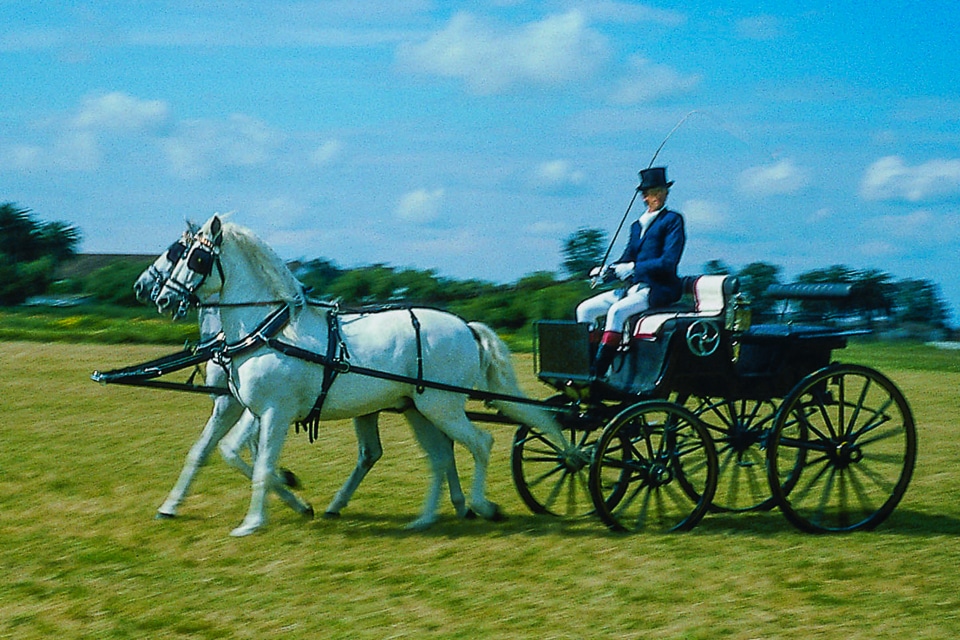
725;293;752;333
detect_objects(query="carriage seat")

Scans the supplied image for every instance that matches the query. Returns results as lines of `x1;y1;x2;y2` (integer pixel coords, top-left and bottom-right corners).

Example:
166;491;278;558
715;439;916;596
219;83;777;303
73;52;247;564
631;275;739;341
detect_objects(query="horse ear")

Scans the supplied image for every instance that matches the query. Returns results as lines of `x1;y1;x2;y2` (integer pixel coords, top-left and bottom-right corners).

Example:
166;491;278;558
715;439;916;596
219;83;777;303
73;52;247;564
210;216;223;246
186;219;199;235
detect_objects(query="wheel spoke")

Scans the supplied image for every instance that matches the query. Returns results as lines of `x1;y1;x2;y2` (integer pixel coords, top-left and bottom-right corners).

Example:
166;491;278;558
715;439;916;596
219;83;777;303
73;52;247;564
768;365;916;533
512;419;599;518
590;401;718;532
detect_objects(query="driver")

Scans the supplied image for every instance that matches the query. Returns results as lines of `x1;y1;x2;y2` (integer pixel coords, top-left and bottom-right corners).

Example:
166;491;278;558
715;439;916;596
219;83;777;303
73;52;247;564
576;167;686;378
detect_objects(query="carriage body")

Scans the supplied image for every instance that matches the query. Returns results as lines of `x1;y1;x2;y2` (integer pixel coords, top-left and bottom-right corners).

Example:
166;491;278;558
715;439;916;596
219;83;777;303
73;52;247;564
516;275;917;534
536;275;848;404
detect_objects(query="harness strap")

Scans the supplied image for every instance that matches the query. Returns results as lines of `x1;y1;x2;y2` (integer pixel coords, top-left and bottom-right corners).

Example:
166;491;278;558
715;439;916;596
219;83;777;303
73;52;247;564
293;312;345;443
409;309;426;394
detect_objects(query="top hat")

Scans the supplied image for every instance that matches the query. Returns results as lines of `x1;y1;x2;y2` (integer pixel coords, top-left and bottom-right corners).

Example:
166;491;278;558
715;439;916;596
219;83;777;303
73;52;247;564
638;167;674;192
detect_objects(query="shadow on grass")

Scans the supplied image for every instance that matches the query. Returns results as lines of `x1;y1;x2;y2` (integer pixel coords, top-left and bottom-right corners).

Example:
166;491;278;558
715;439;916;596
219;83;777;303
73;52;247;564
307;507;960;539
311;510;609;540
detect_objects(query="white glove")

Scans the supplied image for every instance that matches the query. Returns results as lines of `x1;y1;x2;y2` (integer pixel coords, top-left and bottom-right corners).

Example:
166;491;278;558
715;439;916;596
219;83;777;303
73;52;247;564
614;262;634;280
588;265;603;278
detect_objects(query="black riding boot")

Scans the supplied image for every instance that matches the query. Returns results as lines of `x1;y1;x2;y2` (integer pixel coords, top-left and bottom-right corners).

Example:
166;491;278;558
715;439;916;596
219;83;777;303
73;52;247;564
591;342;618;380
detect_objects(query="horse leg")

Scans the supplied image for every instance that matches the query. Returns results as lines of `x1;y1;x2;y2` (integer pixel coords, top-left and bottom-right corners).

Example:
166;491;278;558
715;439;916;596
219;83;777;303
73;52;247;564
404;409;467;529
157;395;245;518
230;406;295;537
415;394;500;522
219;410;313;519
324;413;383;517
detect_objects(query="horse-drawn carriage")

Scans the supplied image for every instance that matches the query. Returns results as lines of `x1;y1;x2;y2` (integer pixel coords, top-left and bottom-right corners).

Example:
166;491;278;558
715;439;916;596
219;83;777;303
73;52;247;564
94;217;917;536
513;274;917;533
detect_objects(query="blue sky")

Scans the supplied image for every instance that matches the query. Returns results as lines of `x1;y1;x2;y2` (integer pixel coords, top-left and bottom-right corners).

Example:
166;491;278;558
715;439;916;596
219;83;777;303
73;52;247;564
3;1;959;322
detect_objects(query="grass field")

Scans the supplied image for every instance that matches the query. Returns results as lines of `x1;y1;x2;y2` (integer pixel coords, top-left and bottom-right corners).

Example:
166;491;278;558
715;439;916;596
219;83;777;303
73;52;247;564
2;341;960;638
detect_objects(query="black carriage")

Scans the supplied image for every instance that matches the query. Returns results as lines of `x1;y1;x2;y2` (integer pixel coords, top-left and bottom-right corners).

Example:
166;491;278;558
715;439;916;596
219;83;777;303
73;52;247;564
513;275;917;534
95;272;917;535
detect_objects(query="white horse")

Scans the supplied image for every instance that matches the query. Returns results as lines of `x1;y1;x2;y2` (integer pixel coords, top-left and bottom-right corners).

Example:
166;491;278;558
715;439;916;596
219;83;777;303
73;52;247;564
135;231;467;524
155;215;568;536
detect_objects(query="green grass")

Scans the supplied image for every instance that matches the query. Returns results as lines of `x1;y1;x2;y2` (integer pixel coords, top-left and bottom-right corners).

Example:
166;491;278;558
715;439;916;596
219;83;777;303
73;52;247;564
2;341;960;638
0;306;200;345
844;338;960;373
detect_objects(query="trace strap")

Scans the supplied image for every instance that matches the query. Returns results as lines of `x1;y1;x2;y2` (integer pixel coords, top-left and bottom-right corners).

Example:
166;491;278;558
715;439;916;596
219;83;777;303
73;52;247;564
93;304;552;436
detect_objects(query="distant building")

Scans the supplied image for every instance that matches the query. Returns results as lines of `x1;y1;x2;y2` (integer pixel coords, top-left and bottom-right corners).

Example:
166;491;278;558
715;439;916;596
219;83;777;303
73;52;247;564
54;253;154;280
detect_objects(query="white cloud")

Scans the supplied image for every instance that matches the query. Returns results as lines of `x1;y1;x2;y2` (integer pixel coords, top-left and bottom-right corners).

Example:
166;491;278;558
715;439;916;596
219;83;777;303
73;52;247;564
582;2;686;26
871;209;936;237
738;159;809;197
2;92;166;172
161;114;281;179
397;10;608;94
526;220;567;236
611;56;700;104
72;92;169;132
860;155;960;202
735;16;784;41
1;131;101;172
396;188;445;224
311;139;343;165
535;159;585;190
681;199;724;231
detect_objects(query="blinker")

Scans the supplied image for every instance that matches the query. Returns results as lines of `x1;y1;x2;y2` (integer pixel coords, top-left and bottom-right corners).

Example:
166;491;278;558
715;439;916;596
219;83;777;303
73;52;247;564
165;241;187;263
187;246;216;276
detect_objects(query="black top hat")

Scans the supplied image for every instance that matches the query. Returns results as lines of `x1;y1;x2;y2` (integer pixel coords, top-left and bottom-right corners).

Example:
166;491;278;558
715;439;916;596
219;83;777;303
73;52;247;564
638;167;674;192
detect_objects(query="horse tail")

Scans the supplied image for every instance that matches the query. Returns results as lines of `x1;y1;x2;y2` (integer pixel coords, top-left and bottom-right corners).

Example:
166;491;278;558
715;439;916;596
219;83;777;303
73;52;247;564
467;322;567;448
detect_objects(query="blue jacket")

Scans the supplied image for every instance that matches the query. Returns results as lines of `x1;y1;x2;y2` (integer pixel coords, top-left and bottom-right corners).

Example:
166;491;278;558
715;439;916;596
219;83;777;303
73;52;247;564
617;208;685;307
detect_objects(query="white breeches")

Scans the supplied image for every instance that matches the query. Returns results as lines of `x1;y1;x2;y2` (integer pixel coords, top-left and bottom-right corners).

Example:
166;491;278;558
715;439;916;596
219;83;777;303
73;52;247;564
576;284;651;333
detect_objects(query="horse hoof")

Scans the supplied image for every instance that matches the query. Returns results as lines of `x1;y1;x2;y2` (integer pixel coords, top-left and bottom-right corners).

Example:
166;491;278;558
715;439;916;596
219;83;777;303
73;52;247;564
472;503;506;522
323;511;341;520
155;511;176;520
463;509;477;520
405;517;436;531
303;505;315;520
281;468;302;489
230;524;259;537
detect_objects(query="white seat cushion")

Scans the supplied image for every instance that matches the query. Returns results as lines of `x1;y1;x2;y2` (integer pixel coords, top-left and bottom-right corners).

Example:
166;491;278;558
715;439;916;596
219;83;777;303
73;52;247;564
631;275;730;340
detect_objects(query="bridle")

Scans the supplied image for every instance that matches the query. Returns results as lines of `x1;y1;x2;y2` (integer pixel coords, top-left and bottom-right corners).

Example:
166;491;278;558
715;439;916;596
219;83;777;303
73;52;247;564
160;220;308;317
161;232;225;317
146;234;192;302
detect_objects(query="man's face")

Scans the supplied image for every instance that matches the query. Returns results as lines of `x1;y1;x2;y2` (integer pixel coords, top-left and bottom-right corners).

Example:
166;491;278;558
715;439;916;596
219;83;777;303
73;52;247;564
642;187;668;211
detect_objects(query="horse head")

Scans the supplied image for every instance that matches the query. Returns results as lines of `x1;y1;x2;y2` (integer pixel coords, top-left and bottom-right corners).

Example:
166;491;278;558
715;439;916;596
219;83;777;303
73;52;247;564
133;221;200;304
155;216;224;318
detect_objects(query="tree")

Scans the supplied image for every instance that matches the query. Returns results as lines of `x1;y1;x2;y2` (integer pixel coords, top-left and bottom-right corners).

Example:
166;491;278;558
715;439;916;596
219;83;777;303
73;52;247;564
893;279;950;327
797;265;896;322
84;260;153;306
561;227;607;280
736;262;782;316
703;259;732;275
0;203;82;305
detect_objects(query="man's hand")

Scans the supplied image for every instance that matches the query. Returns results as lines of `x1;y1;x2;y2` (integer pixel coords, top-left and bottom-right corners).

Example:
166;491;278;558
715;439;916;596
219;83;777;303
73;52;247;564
614;262;634;281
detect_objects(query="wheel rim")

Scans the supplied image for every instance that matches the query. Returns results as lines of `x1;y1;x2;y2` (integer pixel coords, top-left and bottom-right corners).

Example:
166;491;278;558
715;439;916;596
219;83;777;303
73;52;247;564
684;396;780;512
767;364;916;533
512;424;598;518
589;401;718;533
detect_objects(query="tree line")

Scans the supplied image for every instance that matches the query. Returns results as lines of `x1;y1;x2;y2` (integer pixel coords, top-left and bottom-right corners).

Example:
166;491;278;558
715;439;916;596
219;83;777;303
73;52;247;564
1;204;953;336
0;203;81;305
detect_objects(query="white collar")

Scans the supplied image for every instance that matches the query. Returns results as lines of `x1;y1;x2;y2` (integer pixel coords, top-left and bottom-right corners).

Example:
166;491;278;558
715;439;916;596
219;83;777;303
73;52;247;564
639;207;663;224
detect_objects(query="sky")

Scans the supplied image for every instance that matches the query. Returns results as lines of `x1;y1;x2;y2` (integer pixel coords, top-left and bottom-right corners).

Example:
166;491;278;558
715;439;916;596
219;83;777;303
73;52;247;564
2;1;959;323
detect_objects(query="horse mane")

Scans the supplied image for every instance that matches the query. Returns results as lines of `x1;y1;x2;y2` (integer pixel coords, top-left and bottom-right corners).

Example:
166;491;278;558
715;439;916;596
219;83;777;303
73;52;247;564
219;221;305;306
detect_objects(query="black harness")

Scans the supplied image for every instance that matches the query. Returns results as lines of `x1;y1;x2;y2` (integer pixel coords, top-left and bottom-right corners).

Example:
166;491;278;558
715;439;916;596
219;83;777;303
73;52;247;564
128;226;548;441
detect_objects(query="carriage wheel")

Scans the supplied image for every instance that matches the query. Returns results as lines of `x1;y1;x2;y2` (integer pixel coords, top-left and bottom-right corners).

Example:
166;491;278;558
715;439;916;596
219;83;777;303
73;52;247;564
589;401;718;533
512;422;607;518
681;396;785;512
511;396;611;518
767;364;916;533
